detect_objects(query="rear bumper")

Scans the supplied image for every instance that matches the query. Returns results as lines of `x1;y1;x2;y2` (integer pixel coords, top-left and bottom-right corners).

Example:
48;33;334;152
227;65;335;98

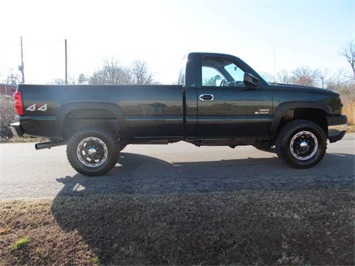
12;116;57;138
10;122;25;137
327;115;348;143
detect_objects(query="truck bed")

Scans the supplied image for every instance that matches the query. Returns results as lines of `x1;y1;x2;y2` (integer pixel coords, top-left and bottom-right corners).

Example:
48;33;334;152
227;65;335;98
18;84;185;140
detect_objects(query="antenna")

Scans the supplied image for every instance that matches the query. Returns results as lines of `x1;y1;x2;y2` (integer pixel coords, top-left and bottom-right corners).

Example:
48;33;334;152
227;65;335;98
65;39;68;85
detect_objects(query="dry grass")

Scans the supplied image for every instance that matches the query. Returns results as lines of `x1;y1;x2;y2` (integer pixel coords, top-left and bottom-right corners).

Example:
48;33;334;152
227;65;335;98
347;124;355;133
0;136;48;143
343;101;354;126
1;189;354;265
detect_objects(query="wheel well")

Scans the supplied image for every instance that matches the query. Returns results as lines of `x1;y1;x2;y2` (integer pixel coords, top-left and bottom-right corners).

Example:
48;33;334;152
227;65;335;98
280;108;327;134
61;109;121;140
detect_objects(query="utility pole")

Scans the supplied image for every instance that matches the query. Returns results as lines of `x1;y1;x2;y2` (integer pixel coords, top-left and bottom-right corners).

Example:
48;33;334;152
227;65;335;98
19;36;25;83
65;39;68;84
273;37;276;83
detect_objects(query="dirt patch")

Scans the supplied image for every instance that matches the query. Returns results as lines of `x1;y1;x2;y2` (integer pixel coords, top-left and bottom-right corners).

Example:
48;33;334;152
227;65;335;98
1;189;354;265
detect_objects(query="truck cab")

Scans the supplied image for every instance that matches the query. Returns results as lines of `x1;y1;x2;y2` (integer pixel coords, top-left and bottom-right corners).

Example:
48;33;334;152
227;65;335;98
181;53;272;143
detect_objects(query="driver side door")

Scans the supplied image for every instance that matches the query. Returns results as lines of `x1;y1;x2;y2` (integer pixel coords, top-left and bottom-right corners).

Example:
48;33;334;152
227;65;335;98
197;56;273;138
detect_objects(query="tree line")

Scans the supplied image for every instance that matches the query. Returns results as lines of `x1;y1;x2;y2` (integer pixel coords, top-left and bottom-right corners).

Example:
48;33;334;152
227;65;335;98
52;59;156;85
261;40;355;90
61;40;355;92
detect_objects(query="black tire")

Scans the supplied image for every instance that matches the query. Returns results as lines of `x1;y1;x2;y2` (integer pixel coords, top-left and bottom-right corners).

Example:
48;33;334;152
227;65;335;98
275;120;327;168
67;127;119;176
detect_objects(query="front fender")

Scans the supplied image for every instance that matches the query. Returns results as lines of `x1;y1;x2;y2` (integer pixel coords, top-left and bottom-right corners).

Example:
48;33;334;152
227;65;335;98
270;102;332;135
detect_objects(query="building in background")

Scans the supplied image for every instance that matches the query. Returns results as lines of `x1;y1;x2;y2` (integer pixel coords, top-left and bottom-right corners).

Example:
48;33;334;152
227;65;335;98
0;84;16;97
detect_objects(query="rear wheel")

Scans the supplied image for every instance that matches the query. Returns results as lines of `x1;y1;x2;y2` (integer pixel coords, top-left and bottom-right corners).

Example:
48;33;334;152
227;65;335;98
276;120;327;168
67;127;119;176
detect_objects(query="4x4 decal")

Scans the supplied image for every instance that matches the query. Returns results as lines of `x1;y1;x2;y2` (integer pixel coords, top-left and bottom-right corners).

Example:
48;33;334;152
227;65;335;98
26;104;48;112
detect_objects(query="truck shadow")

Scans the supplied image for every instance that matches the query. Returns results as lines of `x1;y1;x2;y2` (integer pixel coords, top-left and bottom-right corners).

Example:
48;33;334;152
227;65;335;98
50;151;354;264
54;151;355;196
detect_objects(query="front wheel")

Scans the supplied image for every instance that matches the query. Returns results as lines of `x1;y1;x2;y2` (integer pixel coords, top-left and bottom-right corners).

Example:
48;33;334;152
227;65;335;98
275;120;327;168
67;127;119;176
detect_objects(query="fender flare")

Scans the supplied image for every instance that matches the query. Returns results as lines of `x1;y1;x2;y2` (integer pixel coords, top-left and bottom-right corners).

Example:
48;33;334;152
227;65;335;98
270;101;332;135
55;102;127;139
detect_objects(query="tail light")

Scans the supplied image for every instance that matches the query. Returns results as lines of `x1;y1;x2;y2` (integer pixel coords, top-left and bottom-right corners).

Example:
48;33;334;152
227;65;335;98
14;90;24;115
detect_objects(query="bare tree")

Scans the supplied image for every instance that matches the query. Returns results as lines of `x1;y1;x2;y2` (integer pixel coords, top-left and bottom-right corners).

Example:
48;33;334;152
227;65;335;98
340;40;355;79
130;61;154;85
317;68;330;89
326;69;348;91
5;72;20;85
259;72;274;83
276;69;291;84
290;66;318;87
50;78;65;85
89;58;127;85
78;73;88;84
50;74;89;85
89;58;155;85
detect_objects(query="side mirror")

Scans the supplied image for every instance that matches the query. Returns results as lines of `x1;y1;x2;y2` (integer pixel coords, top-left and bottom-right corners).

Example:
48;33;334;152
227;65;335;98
244;72;260;88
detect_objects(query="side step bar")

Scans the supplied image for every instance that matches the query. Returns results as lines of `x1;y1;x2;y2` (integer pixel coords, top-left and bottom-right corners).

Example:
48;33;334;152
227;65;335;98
35;141;66;150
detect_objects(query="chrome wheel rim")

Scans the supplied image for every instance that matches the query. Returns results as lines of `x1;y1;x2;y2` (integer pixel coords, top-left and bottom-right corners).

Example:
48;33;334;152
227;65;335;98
290;131;318;161
77;137;108;167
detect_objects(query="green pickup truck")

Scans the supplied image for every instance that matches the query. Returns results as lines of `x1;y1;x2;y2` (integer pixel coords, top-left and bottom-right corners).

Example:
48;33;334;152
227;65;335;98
11;52;348;176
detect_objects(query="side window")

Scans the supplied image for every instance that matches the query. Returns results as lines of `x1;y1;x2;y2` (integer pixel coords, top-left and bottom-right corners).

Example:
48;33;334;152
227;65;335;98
202;67;224;87
202;57;246;87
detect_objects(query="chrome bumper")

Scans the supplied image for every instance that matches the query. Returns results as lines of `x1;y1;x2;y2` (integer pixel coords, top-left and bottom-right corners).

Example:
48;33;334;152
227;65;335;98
327;115;348;143
10;122;25;137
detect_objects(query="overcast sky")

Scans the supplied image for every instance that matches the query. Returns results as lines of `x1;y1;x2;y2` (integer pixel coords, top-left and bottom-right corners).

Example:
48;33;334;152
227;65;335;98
0;0;354;84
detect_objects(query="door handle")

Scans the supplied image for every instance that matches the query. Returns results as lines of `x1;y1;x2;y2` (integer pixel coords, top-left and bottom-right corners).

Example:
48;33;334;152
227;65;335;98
199;94;214;101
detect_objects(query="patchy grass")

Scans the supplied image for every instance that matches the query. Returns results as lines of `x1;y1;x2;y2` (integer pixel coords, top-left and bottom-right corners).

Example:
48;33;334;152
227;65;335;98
11;237;31;250
0;189;354;266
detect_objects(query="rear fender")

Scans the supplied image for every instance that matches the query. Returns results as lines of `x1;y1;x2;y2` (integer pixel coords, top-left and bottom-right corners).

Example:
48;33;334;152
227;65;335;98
55;102;126;139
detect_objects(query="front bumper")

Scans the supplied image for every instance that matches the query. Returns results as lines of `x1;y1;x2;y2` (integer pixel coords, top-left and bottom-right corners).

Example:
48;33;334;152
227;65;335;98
327;115;348;143
10;122;25;137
